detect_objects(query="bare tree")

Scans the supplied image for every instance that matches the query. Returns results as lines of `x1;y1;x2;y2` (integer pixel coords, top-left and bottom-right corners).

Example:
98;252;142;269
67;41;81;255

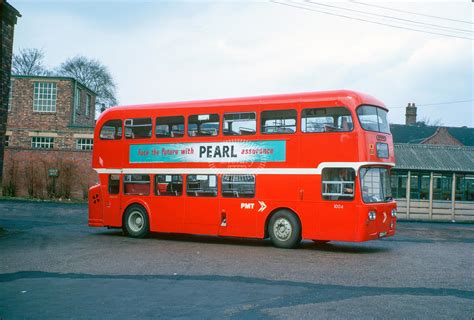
12;48;51;76
57;56;118;110
418;116;443;126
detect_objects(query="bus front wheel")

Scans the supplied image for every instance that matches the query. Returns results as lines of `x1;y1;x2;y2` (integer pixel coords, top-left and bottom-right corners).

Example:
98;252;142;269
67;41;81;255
123;205;150;238
268;210;301;249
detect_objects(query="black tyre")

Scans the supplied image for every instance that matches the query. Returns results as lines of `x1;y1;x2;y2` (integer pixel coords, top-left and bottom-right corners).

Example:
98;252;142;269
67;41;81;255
123;204;150;238
268;210;301;249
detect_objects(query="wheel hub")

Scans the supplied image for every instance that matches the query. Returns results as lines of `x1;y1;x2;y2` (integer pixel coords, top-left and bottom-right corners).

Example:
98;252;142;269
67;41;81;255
273;218;292;241
128;211;144;233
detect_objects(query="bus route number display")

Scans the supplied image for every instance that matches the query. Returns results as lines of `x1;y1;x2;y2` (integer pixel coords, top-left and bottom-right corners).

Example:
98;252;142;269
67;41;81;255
129;140;286;163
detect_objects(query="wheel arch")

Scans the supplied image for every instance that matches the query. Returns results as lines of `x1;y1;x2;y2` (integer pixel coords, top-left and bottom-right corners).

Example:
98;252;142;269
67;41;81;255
121;199;151;227
264;207;302;239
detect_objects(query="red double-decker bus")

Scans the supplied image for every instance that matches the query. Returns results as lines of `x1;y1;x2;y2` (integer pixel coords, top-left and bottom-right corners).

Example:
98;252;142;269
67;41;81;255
89;90;397;248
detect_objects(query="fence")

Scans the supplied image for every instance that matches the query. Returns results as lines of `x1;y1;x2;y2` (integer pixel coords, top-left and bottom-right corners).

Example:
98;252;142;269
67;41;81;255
396;199;474;222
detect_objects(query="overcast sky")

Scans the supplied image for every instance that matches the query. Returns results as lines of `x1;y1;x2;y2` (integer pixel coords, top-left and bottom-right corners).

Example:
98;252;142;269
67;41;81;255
10;0;474;126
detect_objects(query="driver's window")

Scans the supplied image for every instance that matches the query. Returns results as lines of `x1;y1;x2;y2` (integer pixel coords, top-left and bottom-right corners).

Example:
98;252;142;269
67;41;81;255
321;168;355;201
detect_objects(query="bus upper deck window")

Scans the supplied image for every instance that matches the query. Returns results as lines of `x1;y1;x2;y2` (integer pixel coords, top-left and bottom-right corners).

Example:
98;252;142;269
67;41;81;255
357;106;390;134
223;112;256;136
188;114;219;137
125;118;152;139
261;109;296;134
100;119;122;140
321;168;355;201
156;116;184;138
302;107;353;133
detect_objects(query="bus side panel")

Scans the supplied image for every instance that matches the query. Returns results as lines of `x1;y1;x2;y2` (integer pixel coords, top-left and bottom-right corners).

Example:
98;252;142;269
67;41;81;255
296;174;320;240
219;197;257;238
255;175;300;238
183;196;220;236
101;174;122;228
313;200;358;241
88;184;104;227
148;196;185;233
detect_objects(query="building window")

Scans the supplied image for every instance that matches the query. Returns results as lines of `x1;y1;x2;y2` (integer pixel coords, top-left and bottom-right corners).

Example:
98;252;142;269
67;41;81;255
188;114;219;137
433;173;452;201
75;138;93;150
186;174;217;197
155;174;183;196
123;174;150;195
222;175;255;198
33;82;57;112
4;135;9;147
75;88;81;112
109;175;120;194
155;116;184;138
301;107;353;133
125;118;152;139
8;81;12;111
223;112;256;136
261;109;297;134
455;174;474;202
85;94;91;116
390;170;407;199
321;168;355;201
409;172;431;200
31;137;54;149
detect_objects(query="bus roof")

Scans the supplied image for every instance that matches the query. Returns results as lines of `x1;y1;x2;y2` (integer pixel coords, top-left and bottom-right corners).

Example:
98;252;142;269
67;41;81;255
100;90;386;119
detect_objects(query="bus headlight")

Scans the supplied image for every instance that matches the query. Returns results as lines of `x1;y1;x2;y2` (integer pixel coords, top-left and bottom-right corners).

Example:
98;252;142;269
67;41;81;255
368;211;376;221
391;209;397;217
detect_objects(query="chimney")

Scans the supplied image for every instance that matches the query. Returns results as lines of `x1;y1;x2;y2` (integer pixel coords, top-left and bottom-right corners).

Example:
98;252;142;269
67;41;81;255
405;102;417;125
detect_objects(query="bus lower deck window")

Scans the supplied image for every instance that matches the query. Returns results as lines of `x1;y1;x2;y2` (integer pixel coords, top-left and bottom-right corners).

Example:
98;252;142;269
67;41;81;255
155;174;183;196
108;174;120;194
186;174;217;197
322;168;355;201
222;175;255;198
123;174;150;195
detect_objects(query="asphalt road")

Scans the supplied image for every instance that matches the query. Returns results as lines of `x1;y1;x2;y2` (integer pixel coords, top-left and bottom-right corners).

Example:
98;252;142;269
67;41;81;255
0;199;473;319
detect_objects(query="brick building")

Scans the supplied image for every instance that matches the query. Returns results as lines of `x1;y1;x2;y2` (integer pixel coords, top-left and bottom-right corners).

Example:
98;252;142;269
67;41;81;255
3;75;98;199
0;0;21;183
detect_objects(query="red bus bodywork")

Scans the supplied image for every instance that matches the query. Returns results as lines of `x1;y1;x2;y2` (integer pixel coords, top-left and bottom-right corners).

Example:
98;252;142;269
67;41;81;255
89;90;397;243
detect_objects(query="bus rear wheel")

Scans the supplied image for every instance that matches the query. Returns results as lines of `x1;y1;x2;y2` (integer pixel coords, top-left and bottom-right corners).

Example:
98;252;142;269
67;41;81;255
268;210;301;249
123;205;149;238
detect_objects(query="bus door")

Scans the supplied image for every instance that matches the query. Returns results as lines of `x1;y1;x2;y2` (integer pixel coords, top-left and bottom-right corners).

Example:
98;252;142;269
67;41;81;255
103;174;122;227
318;168;358;240
218;174;257;238
184;174;220;235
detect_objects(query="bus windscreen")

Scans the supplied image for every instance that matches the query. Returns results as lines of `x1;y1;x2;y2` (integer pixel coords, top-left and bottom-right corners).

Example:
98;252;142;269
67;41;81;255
357;106;390;133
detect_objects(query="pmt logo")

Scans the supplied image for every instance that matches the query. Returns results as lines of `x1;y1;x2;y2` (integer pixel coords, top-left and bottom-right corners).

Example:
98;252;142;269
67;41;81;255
240;201;267;212
241;203;255;209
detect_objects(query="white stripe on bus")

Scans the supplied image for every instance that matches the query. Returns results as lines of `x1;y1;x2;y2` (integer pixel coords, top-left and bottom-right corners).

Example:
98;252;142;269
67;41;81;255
94;162;395;175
